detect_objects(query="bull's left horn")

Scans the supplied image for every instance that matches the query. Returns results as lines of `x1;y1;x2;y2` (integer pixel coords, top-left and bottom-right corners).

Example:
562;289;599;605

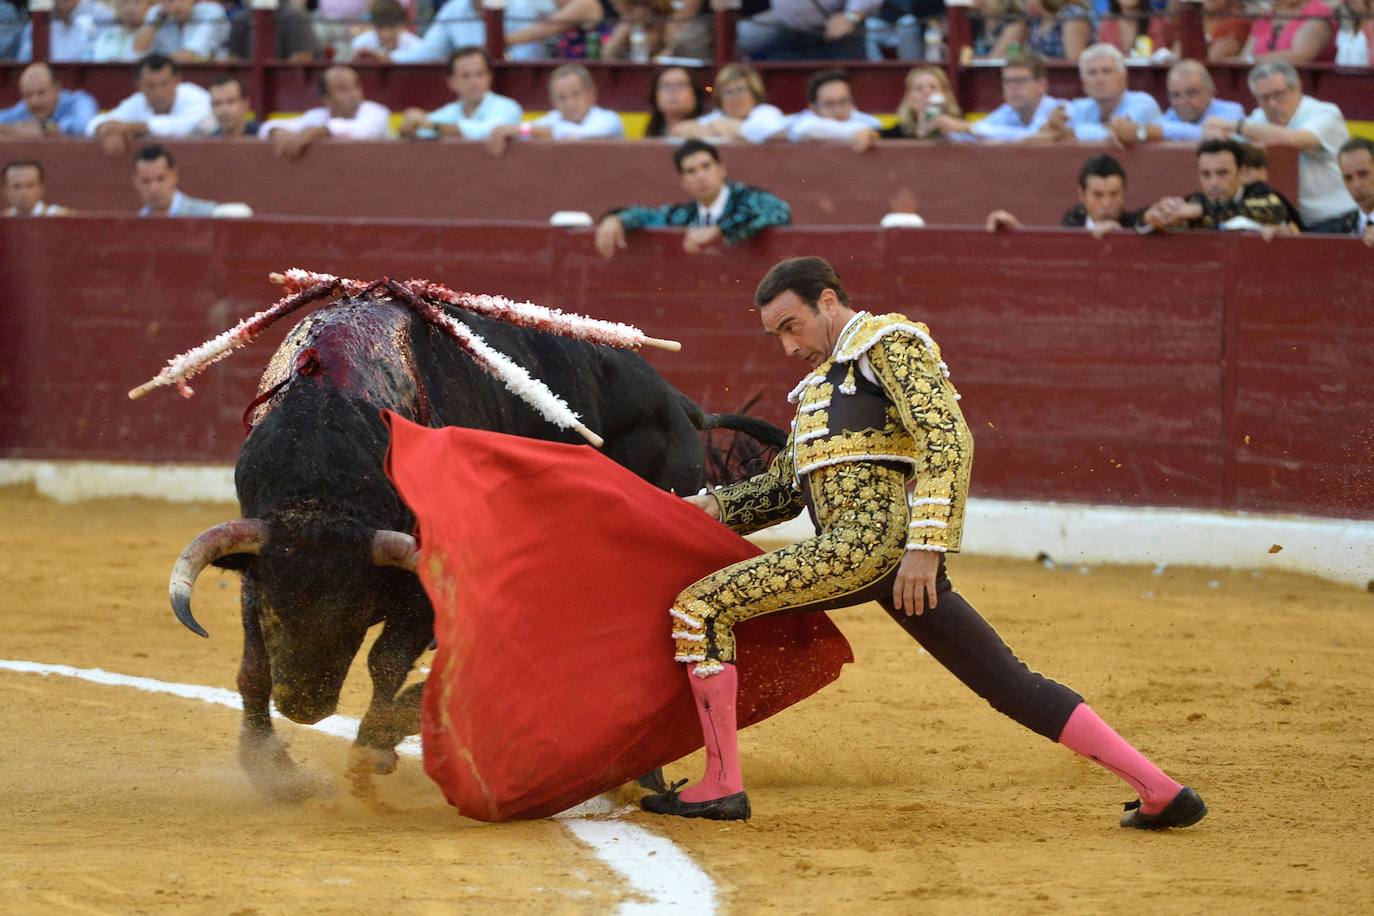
169;520;265;638
371;530;420;572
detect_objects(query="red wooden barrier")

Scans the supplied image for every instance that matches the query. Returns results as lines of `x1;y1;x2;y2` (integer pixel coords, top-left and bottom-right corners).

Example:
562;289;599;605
2;219;1369;521
0;139;1299;230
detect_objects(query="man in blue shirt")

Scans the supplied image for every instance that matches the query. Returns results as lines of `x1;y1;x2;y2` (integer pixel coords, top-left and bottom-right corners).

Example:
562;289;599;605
397;47;522;141
1111;59;1246;146
1047;43;1162;143
0;63;98;137
969;53;1067;143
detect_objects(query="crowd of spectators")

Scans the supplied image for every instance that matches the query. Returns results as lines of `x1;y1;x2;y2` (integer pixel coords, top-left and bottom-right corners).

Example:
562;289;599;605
0;35;1370;244
1;0;1373;65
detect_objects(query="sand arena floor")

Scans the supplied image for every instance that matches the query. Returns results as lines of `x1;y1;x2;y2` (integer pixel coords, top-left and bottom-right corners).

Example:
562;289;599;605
2;484;1372;914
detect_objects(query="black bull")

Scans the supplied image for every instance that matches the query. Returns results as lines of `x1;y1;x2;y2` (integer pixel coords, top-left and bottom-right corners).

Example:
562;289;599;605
169;297;783;798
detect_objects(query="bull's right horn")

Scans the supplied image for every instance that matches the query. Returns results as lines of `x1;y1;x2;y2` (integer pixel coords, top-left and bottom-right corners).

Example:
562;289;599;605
169;520;265;638
371;530;419;572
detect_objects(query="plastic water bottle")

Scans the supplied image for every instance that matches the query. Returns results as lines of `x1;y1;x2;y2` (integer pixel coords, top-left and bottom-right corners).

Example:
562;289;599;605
585;30;601;60
924;92;946;122
923;20;944;63
630;25;650;63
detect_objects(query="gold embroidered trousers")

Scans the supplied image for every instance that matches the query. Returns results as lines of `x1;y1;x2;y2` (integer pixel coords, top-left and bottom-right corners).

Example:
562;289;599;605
672;461;908;675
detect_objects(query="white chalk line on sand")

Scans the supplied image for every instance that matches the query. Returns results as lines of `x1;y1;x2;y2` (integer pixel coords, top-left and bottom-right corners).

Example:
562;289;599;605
0;659;716;915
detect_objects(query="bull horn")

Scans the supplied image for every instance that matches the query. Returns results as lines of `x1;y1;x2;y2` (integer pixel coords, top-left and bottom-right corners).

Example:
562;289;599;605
371;530;419;572
169;520;265;638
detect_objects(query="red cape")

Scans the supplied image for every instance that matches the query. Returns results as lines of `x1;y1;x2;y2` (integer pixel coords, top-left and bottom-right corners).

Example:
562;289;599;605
384;412;852;821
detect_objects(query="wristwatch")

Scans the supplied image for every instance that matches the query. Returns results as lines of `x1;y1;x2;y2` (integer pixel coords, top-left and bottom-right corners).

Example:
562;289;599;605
844;9;863;23
1136;122;1148;142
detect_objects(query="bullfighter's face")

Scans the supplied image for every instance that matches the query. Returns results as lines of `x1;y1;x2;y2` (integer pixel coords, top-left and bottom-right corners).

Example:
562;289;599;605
761;289;849;369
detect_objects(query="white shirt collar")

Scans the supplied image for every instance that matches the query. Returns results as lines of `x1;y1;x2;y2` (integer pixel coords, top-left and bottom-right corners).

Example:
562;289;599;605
697;184;730;225
831;310;869;357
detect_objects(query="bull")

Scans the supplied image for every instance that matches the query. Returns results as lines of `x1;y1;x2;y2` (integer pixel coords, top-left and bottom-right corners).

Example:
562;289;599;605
165;287;781;799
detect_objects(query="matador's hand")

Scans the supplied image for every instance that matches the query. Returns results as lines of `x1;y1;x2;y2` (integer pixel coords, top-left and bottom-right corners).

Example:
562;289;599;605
683;492;721;521
893;548;939;616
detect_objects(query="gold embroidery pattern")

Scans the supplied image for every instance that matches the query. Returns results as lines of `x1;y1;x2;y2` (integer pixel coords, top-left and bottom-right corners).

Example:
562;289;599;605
671;462;909;665
714;439;806;535
865;325;973;552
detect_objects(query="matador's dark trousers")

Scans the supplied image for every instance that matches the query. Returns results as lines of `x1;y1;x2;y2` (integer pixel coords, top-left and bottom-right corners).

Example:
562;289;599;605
671;461;1083;741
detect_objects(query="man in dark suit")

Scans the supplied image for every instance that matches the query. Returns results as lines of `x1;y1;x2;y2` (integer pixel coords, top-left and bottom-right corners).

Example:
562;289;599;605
1334;138;1374;246
594;139;791;258
134;144;220;217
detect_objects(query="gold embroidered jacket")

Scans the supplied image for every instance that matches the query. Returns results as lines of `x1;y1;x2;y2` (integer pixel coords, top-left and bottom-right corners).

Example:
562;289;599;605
713;312;973;552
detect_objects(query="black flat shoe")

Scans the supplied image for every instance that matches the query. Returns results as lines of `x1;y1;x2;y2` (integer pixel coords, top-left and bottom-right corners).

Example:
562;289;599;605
1120;786;1208;830
640;780;751;821
635;768;669;794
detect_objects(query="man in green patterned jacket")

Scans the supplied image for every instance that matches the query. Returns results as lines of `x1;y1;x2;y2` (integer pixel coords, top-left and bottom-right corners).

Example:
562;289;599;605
593;139;790;258
640;256;1208;832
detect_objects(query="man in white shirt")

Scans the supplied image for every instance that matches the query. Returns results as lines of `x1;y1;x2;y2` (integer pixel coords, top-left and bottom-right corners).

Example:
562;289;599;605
87;54;213;157
259;66;392;159
487;65;623;155
3;159;71;216
133;144;220;217
1337;138;1374;245
133;0;229;62
1045;43;1162;144
785;69;881;143
1204;59;1356;231
969;54;1065;143
398;47;522;142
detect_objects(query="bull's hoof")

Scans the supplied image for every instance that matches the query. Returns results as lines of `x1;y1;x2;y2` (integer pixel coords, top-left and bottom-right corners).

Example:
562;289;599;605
238;728;327;803
349;744;399;776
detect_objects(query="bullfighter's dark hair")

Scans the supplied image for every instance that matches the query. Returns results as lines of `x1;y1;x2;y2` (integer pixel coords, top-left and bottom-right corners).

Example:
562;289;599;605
135;144;175;170
138;54;178;77
755;257;850;311
1238;143;1269;170
673;139;719;173
1196;138;1244;167
3;158;44;182
448;45;492;75
806;68;850;105
1078;153;1126;189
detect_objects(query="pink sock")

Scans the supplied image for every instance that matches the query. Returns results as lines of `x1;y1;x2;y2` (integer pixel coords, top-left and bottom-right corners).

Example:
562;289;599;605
679;662;744;803
1058;704;1183;814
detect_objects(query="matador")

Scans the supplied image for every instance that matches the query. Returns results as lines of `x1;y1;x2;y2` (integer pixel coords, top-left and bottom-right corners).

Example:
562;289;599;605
640;256;1208;829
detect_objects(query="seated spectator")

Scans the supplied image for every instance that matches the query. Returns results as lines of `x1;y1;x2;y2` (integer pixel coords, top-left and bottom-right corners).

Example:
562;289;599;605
785;69;881;143
1098;0;1174;59
986;153;1144;236
864;0;932;60
852;66;971;151
1335;138;1374;243
1238;142;1271;184
671;64;787;145
393;0;566;63
398;46;522;141
601;0;674;60
1142;138;1300;233
594;139;790;257
1043;42;1162;142
1204;59;1355;230
1242;0;1337;64
86;55;213;157
204;76;260;137
0;62;98;137
3;159;71;216
15;0;112;63
1335;0;1372;65
487;64;624;155
259;65;392;158
1199;0;1250;61
226;0;317;61
94;0;153;62
351;0;421;59
999;0;1093;63
1111;59;1244;145
0;0;25;61
736;0;878;61
134;144;220;216
964;53;1066;142
134;0;230;63
644;66;705;139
